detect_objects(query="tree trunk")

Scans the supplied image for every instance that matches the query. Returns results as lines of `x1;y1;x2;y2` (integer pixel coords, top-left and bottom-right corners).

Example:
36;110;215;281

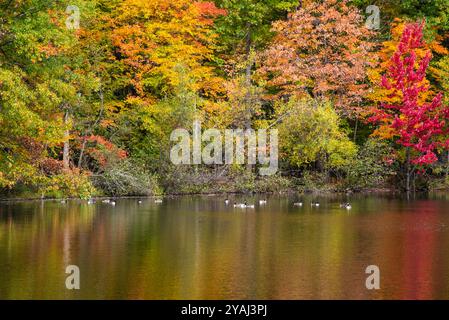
245;23;253;174
405;147;411;194
78;137;87;168
353;117;358;143
446;150;449;180
63;110;70;171
245;23;252;88
77;89;104;169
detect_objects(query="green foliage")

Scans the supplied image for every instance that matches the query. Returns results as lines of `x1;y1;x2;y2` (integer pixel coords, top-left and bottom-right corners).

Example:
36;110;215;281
431;56;449;104
214;0;299;51
40;170;97;199
351;0;449;30
276;98;357;170
0;2;72;188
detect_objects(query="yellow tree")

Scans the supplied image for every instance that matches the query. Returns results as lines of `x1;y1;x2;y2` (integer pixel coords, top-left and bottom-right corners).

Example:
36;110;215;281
103;0;227;168
110;0;225;105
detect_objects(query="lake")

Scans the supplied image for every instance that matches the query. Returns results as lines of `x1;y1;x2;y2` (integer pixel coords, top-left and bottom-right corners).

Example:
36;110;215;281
1;194;449;299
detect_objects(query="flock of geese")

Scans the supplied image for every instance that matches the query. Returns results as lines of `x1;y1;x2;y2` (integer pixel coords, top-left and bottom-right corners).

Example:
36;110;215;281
225;199;352;210
60;198;353;210
60;198;164;206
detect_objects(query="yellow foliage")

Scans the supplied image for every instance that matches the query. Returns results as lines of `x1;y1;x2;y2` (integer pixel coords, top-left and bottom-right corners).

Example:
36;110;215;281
110;0;225;101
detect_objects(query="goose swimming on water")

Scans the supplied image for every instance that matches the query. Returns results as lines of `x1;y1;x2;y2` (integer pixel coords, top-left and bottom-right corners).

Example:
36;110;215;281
340;203;351;210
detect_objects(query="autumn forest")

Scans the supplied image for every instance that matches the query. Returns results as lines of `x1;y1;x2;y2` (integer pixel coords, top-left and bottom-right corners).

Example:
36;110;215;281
2;0;449;199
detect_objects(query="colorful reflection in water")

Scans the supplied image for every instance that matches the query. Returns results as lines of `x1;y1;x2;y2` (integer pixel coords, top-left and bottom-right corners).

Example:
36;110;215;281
1;194;449;299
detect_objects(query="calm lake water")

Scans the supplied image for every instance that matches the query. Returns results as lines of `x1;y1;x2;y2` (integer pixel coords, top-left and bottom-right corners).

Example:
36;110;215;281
1;194;449;300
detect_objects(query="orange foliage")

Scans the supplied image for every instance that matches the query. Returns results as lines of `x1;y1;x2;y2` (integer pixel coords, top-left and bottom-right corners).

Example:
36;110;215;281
109;0;225;105
259;0;375;117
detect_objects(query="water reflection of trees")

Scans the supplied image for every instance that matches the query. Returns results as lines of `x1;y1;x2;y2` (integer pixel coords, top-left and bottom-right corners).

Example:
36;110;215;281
0;196;449;299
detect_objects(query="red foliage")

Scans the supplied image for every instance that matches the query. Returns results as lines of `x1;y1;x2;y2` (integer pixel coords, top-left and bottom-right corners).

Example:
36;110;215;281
40;158;64;175
84;135;128;167
18;138;65;175
19;137;45;162
369;22;449;165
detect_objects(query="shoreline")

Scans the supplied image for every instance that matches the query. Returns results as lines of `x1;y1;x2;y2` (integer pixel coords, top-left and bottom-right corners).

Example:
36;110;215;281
0;187;411;203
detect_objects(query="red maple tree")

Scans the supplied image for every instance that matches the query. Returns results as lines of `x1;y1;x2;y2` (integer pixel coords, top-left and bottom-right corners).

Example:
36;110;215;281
369;22;449;190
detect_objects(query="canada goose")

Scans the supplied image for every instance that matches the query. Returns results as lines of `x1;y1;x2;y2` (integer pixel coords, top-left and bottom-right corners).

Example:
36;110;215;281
225;199;230;205
102;199;110;204
259;200;267;205
245;203;255;209
340;203;351;210
293;202;303;207
311;202;320;207
154;199;163;204
234;202;246;208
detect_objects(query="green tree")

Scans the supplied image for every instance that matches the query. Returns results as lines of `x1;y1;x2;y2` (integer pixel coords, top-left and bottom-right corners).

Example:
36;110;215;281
275;98;357;171
0;1;72;187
